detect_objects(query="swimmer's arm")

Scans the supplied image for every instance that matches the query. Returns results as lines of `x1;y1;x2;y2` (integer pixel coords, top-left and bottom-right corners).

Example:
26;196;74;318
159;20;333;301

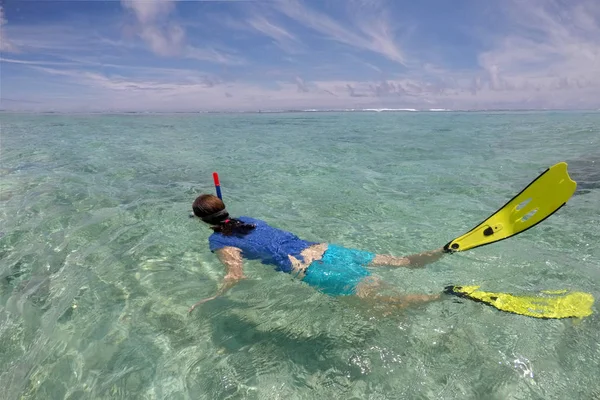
188;246;245;313
216;246;246;292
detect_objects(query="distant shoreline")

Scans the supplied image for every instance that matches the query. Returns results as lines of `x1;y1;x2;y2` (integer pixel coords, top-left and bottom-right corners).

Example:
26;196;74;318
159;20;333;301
1;108;599;115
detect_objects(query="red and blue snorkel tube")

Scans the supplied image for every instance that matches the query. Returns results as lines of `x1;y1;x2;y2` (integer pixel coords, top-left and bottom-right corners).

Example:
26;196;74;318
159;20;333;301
189;171;224;219
213;171;223;200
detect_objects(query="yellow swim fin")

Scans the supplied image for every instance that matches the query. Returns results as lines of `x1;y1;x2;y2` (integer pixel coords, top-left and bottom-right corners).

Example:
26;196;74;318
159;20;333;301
444;162;577;253
444;285;594;319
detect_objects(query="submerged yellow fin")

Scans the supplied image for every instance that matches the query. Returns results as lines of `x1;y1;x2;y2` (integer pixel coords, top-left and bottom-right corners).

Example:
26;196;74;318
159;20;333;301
444;285;594;319
445;162;577;252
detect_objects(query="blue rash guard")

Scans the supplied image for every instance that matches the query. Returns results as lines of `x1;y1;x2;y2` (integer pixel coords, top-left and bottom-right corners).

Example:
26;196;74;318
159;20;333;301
207;216;377;296
208;216;319;273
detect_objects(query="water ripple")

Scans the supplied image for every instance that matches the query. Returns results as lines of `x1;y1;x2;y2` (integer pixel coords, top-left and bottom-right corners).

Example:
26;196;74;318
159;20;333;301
1;112;599;399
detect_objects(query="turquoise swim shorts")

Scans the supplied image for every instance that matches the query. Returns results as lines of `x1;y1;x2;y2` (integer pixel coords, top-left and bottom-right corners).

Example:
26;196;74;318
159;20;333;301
302;244;375;296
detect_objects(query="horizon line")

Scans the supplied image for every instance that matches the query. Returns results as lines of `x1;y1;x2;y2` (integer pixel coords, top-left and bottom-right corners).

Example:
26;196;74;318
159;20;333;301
2;108;600;115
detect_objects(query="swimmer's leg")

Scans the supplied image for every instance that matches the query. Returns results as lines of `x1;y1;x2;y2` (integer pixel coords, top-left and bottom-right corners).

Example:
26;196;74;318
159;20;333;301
354;276;442;310
369;247;446;269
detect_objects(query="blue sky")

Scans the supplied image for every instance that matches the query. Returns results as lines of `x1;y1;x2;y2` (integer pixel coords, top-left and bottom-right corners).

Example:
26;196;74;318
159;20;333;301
1;0;599;111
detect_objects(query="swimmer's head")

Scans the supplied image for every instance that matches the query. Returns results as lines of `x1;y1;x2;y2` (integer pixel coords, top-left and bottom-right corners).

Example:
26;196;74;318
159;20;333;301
192;194;229;225
192;194;256;236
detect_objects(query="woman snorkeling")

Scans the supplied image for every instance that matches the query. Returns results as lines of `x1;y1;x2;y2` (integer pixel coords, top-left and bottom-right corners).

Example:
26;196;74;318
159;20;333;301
188;193;448;314
186;164;594;320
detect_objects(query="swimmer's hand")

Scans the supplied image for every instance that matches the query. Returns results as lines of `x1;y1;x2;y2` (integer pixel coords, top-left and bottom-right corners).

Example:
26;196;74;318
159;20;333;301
188;275;244;314
189;246;245;315
188;295;218;313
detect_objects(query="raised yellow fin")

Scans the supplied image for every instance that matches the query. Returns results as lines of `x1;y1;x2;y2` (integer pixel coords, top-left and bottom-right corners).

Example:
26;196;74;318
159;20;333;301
444;162;577;252
444;285;594;319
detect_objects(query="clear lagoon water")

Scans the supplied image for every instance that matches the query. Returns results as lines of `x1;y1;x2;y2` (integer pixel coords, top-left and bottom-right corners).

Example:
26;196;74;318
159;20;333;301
1;111;599;399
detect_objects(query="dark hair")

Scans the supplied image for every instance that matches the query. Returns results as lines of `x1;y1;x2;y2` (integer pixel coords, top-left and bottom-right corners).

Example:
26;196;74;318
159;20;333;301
192;194;256;236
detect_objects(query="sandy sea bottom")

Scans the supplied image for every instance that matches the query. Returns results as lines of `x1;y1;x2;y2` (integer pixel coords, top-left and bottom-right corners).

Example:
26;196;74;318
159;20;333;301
1;111;599;399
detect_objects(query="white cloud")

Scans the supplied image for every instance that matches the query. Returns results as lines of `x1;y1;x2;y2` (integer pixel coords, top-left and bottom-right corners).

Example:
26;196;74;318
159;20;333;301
9;47;600;112
120;0;244;64
121;0;175;26
4;0;600;111
8;60;581;112
121;0;181;56
8;64;390;111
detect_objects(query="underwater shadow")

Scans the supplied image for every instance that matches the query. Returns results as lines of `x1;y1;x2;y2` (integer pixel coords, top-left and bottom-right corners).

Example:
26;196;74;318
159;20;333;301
201;296;382;375
568;156;600;196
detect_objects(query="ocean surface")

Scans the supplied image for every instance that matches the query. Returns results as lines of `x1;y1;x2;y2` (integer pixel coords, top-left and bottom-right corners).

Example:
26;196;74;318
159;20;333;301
1;111;599;400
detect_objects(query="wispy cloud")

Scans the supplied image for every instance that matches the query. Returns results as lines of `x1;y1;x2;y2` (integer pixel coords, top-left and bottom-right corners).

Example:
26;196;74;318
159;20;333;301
184;45;245;65
4;23;122;59
273;0;406;65
247;15;302;54
0;5;18;53
29;64;222;92
0;57;79;67
477;0;600;93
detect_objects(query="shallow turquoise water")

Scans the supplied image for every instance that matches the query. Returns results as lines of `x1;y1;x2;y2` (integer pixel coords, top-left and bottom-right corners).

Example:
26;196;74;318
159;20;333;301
1;111;599;399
